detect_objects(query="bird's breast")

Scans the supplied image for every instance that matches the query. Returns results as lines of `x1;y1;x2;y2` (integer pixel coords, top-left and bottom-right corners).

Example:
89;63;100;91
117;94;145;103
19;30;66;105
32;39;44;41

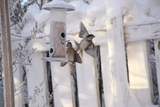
66;48;75;59
79;40;91;50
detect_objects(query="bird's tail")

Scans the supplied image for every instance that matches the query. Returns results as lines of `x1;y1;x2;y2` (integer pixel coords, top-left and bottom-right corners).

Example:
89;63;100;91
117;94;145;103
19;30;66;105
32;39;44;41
69;64;75;75
60;62;67;67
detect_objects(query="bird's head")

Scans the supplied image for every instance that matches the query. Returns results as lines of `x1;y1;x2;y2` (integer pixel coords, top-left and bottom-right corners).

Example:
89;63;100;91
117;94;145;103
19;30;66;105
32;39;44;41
66;42;72;48
86;34;95;40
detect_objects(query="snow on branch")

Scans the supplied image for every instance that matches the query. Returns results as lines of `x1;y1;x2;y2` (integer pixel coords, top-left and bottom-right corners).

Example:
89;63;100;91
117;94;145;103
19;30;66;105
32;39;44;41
30;20;48;37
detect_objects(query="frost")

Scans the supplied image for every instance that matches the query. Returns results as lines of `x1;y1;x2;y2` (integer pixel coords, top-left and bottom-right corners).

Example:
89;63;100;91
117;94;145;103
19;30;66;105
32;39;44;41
42;0;75;11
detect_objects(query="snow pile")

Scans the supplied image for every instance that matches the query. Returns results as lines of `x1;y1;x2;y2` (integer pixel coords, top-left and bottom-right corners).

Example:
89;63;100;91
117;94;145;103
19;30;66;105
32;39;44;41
20;0;160;37
67;0;106;33
66;1;89;33
103;0;160;25
8;0;160;37
21;5;50;36
21;0;106;36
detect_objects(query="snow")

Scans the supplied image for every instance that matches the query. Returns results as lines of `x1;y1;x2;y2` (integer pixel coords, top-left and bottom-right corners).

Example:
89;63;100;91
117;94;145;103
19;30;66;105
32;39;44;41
9;0;160;107
128;89;143;107
21;21;35;36
21;0;107;36
67;0;106;32
27;5;41;21
103;0;160;25
21;5;50;37
67;1;89;33
20;0;160;37
42;0;75;11
44;23;50;36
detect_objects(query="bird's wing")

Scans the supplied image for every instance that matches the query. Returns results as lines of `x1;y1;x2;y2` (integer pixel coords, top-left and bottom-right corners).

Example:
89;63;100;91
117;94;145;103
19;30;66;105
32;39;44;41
79;22;89;38
74;40;83;57
84;43;97;58
75;50;82;63
74;40;79;50
60;62;67;67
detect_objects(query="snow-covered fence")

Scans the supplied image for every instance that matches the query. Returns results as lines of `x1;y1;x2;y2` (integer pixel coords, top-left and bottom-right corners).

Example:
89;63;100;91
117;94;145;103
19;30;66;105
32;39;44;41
6;10;160;107
124;21;160;106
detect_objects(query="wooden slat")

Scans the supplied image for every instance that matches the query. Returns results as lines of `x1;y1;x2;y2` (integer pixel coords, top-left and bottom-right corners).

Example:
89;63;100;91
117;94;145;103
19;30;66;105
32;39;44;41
27;37;50;52
76;52;100;107
11;36;50;52
9;22;160;50
105;13;128;107
154;39;160;104
100;45;112;107
11;31;107;53
124;22;160;42
127;41;153;106
11;39;25;107
26;52;49;107
67;31;107;46
50;62;75;107
13;64;25;107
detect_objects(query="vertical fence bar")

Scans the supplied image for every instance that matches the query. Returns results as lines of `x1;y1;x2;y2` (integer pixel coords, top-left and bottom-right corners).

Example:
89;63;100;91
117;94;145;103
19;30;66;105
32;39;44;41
127;40;154;106
26;52;49;107
100;44;112;107
105;13;128;107
50;62;74;107
0;0;15;106
13;64;25;107
12;40;26;107
76;52;100;107
154;39;160;104
70;74;76;107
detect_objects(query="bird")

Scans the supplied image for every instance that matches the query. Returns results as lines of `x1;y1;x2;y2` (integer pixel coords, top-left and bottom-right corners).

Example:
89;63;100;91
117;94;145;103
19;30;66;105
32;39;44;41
75;22;96;58
61;42;82;75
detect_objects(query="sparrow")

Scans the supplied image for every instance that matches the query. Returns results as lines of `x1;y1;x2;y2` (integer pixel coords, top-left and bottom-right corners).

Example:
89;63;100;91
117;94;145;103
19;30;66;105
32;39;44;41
61;42;82;75
75;22;96;58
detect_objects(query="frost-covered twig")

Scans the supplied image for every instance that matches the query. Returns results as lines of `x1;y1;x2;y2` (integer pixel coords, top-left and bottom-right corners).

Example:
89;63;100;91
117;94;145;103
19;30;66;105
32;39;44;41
35;0;49;10
14;48;36;65
30;20;48;37
11;33;30;38
10;0;28;26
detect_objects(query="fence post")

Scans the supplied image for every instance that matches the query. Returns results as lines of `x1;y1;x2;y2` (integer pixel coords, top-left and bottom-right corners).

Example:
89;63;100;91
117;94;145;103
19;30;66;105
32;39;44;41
154;39;160;103
50;62;75;107
76;52;100;107
26;52;49;107
104;13;128;107
0;0;15;106
127;41;154;106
